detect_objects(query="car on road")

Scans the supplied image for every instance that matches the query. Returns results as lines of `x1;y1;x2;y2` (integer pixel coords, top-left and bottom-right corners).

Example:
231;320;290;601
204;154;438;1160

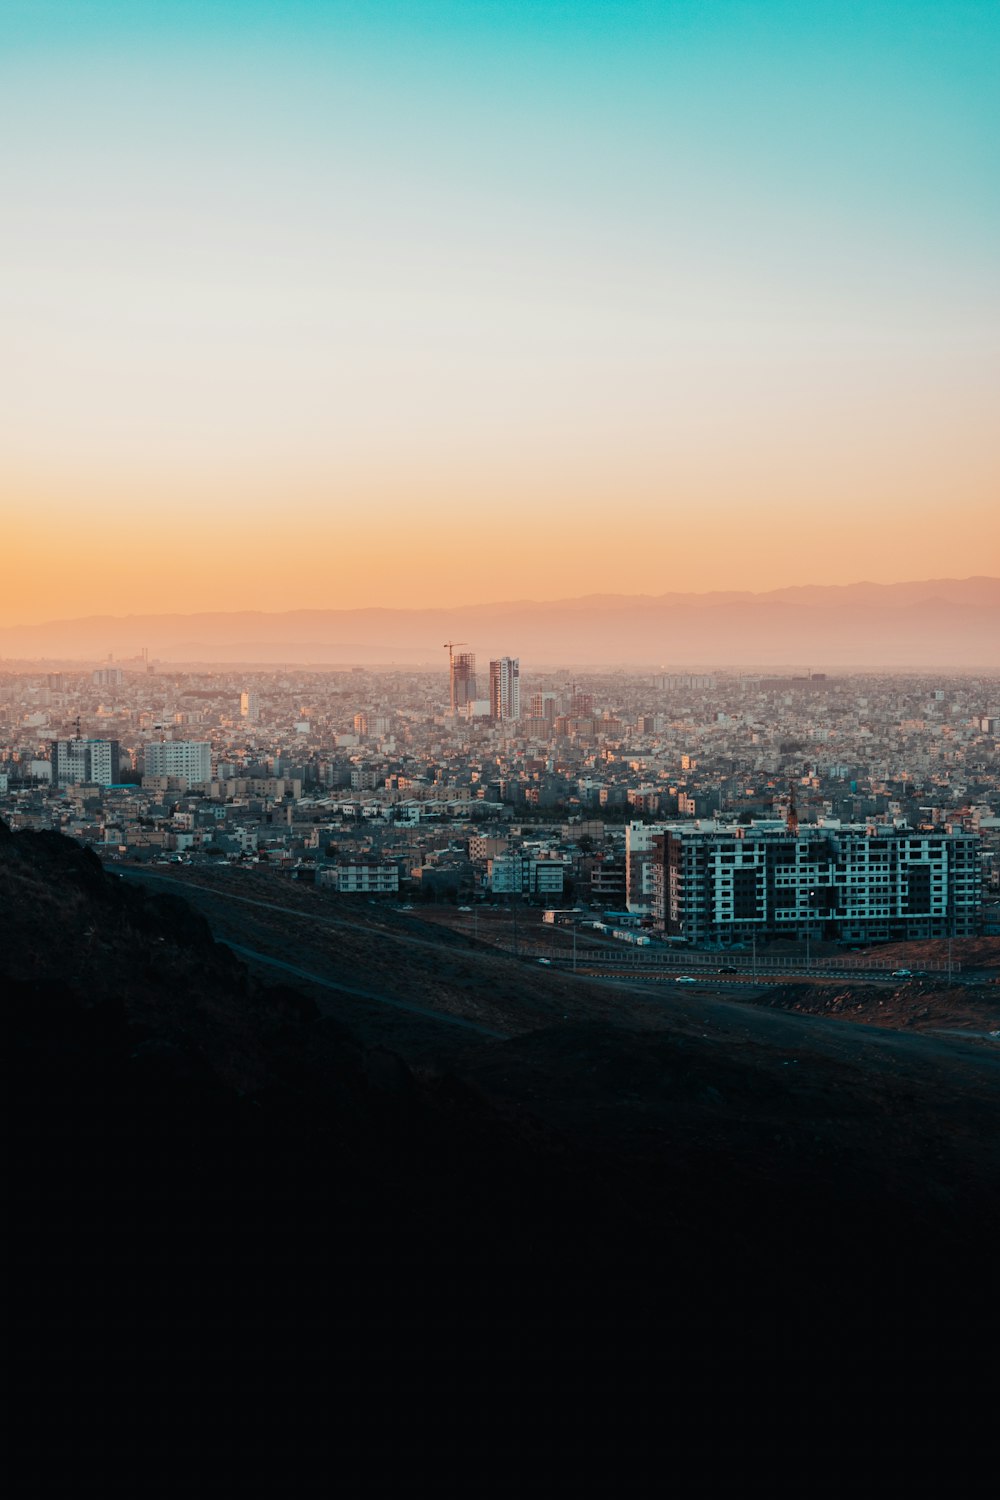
675;975;697;984
891;968;913;978
716;966;737;974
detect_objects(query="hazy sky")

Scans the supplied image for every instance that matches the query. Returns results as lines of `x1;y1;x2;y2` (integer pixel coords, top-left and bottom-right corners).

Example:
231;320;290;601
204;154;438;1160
2;1;998;623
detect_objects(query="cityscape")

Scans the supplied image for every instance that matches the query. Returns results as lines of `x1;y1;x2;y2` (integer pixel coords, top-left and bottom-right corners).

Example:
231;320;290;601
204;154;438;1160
5;0;999;1477
4;654;997;947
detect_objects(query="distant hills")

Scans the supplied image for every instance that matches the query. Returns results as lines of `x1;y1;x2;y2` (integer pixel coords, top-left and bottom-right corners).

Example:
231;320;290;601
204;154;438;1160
3;576;1000;667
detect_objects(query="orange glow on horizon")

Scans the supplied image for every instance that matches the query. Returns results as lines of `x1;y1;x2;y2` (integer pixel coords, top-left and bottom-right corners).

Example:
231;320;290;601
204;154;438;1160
4;456;998;627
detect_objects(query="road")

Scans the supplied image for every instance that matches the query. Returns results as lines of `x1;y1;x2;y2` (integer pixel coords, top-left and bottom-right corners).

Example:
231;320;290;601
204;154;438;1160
223;942;507;1039
118;867;509;1040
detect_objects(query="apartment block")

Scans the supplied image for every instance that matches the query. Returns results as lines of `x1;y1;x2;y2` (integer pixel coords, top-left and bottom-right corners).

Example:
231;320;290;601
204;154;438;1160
318;862;400;894
144;741;213;783
651;821;982;944
51;738;120;787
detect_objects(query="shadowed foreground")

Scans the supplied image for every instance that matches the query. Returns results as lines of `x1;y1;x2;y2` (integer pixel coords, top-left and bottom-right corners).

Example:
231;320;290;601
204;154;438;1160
5;822;998;1478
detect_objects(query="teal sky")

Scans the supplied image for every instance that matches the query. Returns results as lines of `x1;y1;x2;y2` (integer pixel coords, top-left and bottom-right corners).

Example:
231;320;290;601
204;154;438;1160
2;2;998;619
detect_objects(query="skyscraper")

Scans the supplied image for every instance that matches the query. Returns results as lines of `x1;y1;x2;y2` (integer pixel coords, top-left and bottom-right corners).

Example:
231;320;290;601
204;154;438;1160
489;657;520;721
240;690;260;722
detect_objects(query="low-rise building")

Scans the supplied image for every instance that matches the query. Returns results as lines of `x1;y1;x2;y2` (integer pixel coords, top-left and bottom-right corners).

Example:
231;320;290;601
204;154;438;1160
318;861;400;894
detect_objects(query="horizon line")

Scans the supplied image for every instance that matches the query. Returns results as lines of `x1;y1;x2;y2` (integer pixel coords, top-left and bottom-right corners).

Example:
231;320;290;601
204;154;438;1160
2;574;999;632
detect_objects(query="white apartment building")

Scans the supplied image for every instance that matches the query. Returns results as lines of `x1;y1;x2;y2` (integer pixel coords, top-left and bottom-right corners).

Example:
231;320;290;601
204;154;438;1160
51;738;120;787
489;658;521;722
651;820;982;944
488;854;565;896
626;820;668;915
318;862;400;894
144;741;213;783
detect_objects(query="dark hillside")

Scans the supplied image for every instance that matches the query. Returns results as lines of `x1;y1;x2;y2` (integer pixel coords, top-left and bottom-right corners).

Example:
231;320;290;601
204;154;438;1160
5;821;999;1473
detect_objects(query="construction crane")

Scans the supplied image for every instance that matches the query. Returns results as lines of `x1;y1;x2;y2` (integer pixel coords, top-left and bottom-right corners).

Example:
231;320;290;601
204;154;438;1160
785;779;827;835
444;641;469;714
786;781;799;836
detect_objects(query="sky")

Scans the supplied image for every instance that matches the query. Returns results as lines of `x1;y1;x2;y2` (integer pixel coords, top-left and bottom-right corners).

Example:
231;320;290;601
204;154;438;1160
2;0;998;624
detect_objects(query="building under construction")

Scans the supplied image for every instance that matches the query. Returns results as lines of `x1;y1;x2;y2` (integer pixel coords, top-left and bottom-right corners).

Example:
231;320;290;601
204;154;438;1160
446;646;477;713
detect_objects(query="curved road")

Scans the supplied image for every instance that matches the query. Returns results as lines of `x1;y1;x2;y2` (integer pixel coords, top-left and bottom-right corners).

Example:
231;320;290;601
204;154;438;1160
224;942;507;1038
118;866;508;1041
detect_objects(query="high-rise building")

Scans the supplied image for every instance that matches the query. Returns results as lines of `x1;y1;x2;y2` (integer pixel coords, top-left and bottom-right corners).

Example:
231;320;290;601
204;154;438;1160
240;691;260;722
51;739;120;787
144;741;213;783
489;658;520;721
449;653;477;713
529;692;557;721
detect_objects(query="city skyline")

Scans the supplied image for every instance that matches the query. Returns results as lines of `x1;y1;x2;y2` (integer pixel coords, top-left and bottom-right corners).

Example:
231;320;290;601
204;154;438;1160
3;1;998;624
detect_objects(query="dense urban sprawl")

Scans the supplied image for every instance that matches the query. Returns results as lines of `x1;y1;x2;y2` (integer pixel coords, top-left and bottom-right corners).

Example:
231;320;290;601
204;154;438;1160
2;661;998;943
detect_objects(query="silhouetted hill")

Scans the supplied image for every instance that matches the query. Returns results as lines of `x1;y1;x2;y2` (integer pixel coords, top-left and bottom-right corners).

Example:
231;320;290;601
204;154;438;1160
6;822;1000;1471
3;576;1000;665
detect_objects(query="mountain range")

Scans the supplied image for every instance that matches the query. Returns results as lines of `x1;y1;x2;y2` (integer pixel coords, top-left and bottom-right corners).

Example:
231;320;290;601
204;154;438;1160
3;576;1000;668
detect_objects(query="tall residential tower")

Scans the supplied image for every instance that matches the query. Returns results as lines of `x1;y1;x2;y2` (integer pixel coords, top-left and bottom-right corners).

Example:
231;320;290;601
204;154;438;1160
489;657;520;722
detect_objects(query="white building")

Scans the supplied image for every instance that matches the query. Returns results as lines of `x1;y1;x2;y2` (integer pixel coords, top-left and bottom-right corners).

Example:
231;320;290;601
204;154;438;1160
240;691;260;722
318;862;399;894
144;741;213;783
489;658;520;721
51;738;120;787
651;821;982;944
626;820;668;915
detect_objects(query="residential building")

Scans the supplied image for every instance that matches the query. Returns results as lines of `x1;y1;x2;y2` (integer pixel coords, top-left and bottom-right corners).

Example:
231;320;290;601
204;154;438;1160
626;820;666;914
489;658;520;722
318;861;400;894
651;821;982;944
488;853;564;895
144;741;213;783
51;738;120;787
